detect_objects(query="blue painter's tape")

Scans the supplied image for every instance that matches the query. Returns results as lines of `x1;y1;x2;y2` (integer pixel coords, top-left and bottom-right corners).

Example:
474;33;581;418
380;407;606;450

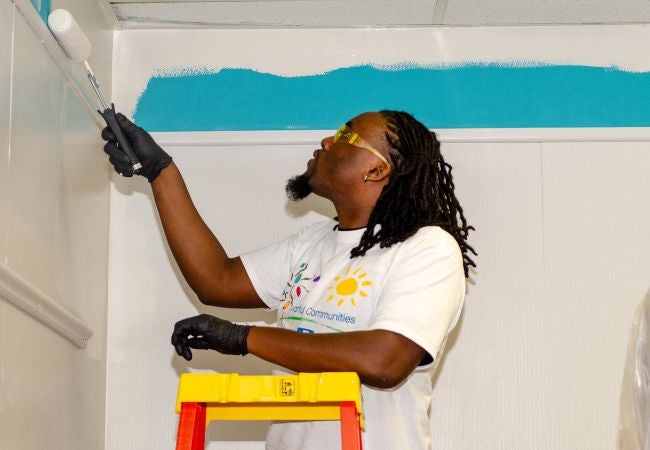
133;64;650;131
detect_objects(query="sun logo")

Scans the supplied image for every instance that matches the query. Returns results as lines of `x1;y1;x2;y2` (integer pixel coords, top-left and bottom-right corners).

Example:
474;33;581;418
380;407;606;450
326;266;372;307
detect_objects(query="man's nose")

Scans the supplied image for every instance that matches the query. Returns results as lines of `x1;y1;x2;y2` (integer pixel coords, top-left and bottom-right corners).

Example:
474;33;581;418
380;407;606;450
321;136;333;151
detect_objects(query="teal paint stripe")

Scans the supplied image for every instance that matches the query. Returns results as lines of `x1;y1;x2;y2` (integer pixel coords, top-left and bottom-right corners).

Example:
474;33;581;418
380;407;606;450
133;64;650;131
30;0;50;23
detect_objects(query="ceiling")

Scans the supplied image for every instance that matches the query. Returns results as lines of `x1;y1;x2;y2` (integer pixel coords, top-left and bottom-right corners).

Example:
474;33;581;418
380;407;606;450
108;0;650;29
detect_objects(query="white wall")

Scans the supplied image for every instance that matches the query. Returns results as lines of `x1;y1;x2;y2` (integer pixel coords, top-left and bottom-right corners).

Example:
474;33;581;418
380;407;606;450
108;26;650;449
0;1;113;449
437;139;650;448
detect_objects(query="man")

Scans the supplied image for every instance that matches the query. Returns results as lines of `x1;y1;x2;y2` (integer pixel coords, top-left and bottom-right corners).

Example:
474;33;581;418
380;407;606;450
103;110;476;449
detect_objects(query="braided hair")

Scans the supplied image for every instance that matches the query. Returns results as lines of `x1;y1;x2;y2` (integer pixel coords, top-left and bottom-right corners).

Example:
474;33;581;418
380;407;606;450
350;110;477;277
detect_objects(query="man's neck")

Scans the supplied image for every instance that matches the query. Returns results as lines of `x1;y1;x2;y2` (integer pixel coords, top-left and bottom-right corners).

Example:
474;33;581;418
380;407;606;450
333;204;373;230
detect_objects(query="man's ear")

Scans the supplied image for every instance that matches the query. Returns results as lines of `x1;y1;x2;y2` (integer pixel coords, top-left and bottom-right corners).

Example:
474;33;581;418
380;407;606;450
364;161;392;182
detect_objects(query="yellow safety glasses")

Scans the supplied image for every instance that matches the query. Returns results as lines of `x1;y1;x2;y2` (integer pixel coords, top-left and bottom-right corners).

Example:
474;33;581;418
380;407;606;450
333;124;391;166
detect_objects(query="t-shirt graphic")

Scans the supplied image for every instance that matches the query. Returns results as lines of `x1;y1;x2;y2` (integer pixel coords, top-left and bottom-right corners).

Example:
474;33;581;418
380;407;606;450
279;262;377;333
326;265;372;307
280;262;321;311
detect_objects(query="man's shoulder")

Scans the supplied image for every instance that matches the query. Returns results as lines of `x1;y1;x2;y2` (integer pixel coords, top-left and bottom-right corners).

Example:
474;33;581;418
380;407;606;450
406;226;461;255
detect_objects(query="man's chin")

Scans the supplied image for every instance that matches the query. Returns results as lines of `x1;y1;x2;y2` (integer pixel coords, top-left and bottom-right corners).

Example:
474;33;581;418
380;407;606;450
285;174;312;201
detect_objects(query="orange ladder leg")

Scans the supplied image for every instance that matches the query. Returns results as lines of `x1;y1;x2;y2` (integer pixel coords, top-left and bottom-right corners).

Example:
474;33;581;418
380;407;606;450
340;401;362;450
176;402;206;450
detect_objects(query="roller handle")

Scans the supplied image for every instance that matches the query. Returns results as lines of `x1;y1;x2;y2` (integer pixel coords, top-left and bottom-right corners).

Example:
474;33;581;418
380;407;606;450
99;104;143;174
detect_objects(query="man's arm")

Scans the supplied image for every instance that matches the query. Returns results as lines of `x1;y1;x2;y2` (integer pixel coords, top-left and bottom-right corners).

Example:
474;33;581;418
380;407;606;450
103;115;263;308
171;314;427;389
247;327;426;389
151;164;264;308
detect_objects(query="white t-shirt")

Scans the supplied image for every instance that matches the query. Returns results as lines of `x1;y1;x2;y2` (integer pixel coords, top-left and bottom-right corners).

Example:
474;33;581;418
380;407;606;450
241;220;466;450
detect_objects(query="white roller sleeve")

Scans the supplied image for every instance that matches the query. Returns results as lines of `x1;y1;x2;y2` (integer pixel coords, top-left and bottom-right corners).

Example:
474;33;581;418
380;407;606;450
48;9;91;62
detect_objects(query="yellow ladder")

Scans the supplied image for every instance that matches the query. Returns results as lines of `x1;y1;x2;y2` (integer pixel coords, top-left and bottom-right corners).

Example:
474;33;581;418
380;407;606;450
175;372;364;449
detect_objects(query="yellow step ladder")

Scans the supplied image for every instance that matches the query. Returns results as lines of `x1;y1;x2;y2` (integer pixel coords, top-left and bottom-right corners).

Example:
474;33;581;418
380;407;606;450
175;372;364;449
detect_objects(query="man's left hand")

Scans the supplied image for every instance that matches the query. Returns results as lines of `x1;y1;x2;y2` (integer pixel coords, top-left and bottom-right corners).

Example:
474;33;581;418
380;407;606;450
171;314;251;360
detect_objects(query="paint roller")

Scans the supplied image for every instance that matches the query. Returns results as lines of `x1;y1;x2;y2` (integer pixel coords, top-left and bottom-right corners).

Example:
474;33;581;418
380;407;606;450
48;9;142;174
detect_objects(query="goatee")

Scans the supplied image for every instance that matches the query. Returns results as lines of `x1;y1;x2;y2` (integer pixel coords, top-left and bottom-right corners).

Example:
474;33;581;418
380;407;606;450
286;174;312;200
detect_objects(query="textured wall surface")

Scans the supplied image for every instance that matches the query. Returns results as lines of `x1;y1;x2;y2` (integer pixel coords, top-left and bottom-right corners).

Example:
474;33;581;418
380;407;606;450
0;1;112;449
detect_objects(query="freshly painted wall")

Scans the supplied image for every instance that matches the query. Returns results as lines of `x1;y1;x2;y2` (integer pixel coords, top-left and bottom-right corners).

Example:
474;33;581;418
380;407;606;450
108;26;650;449
0;1;113;449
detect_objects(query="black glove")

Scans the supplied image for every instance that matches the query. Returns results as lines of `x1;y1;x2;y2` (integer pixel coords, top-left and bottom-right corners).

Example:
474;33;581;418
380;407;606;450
101;113;172;182
171;314;252;361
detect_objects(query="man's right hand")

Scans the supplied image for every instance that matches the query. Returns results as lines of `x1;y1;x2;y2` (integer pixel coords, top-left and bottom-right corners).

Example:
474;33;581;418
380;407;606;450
101;113;172;182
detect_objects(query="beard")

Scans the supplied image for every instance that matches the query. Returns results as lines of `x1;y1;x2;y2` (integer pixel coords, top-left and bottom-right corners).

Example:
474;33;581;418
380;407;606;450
285;173;312;200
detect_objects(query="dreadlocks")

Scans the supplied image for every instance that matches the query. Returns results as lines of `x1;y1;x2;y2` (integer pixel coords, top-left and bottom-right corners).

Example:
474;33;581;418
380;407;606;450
349;110;477;277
